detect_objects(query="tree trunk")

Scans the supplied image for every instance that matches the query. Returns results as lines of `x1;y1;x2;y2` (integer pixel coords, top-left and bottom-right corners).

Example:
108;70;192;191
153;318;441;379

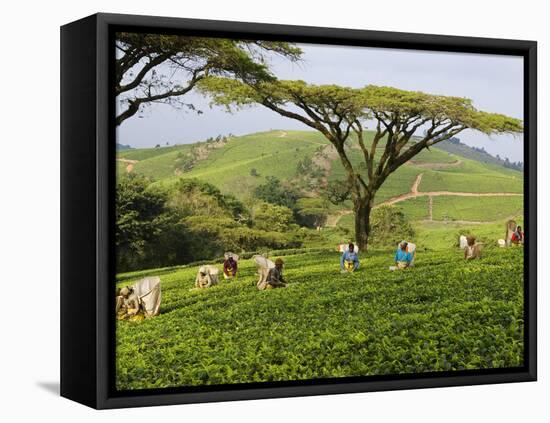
353;195;374;251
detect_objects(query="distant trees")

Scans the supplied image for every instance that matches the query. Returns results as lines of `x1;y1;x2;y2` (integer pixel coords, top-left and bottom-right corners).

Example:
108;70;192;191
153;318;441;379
116;175;183;271
252;176;329;229
115;176;302;272
369;206;415;247
252;202;296;232
253;176;298;209
447;136;461;144
170;179;248;219
440;137;524;171
503;160;524;171
116;143;133;151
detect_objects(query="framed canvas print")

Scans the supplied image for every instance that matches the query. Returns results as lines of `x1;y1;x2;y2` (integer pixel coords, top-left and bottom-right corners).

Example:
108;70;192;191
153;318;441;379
60;13;537;409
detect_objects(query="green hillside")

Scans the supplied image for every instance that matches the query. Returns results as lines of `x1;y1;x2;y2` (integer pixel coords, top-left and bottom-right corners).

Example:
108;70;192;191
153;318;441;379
118;143;192;161
437;138;524;171
116;129;523;223
115;130;525;390
174;131;327;197
430;196;523;222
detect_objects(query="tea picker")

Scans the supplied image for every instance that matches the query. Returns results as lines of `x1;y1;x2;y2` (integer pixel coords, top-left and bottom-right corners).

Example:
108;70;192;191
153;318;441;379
254;255;287;290
195;265;220;288
390;241;415;271
223;252;239;279
116;276;162;320
340;242;360;273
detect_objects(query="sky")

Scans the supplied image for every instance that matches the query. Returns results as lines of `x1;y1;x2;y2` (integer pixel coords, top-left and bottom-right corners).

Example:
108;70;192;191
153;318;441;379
116;42;524;162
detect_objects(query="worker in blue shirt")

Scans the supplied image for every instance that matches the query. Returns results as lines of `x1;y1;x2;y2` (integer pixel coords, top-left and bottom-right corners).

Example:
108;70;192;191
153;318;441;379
394;241;413;269
340;243;360;272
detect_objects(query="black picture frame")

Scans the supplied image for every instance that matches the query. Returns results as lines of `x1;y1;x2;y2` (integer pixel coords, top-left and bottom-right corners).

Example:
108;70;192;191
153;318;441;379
60;12;537;409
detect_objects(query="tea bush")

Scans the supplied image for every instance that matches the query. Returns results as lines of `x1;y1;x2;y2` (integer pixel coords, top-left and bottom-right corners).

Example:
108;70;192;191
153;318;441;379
116;247;524;390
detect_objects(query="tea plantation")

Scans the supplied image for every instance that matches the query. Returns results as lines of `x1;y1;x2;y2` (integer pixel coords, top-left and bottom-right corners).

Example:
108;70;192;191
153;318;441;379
116;246;524;390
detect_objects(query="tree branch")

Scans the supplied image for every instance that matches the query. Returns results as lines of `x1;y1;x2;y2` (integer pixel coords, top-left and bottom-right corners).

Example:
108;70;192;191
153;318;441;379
261;100;334;141
116;53;173;95
116;75;202;126
389;124;467;171
352;119;373;183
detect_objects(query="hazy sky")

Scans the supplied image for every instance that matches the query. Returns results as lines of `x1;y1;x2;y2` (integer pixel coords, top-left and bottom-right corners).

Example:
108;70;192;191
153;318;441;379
117;42;524;162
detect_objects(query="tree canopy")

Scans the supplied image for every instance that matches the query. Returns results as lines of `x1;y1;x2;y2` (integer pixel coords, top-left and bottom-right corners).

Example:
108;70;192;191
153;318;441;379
199;78;522;136
115;33;301;125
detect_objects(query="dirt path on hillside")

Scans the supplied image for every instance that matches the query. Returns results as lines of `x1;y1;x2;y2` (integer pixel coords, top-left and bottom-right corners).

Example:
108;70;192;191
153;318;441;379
382;189;522;206
411;173;423;194
407;159;463;169
419;211;523;226
326;169;522;227
116;158;138;173
381;171;521;206
325;209;353;227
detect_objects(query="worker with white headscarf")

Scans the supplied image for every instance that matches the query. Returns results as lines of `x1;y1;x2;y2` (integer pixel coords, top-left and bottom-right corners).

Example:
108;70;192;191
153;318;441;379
195;265;220;288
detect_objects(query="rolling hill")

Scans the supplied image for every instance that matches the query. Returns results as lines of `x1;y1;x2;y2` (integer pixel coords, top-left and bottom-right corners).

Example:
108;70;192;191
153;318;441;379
116;129;524;225
115;130;525;391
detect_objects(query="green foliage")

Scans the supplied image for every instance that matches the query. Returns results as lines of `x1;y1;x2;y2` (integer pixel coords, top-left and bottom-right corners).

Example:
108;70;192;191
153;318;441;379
324;180;351;205
252;202;296;232
359;85;523;134
170;178;248;220
296;156;313;173
199;78;523;136
116;175;304;271
369;205;415;247
116;34;302;125
174;151;196;172
116;247;524;390
141;213;192;269
182;215;300;258
295;197;330;228
253;176;298;209
171;182;302;258
115;175;170;272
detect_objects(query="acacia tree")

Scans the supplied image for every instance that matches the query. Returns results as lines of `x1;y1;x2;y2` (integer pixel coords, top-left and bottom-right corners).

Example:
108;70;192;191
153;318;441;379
199;78;523;249
115;33;301;125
